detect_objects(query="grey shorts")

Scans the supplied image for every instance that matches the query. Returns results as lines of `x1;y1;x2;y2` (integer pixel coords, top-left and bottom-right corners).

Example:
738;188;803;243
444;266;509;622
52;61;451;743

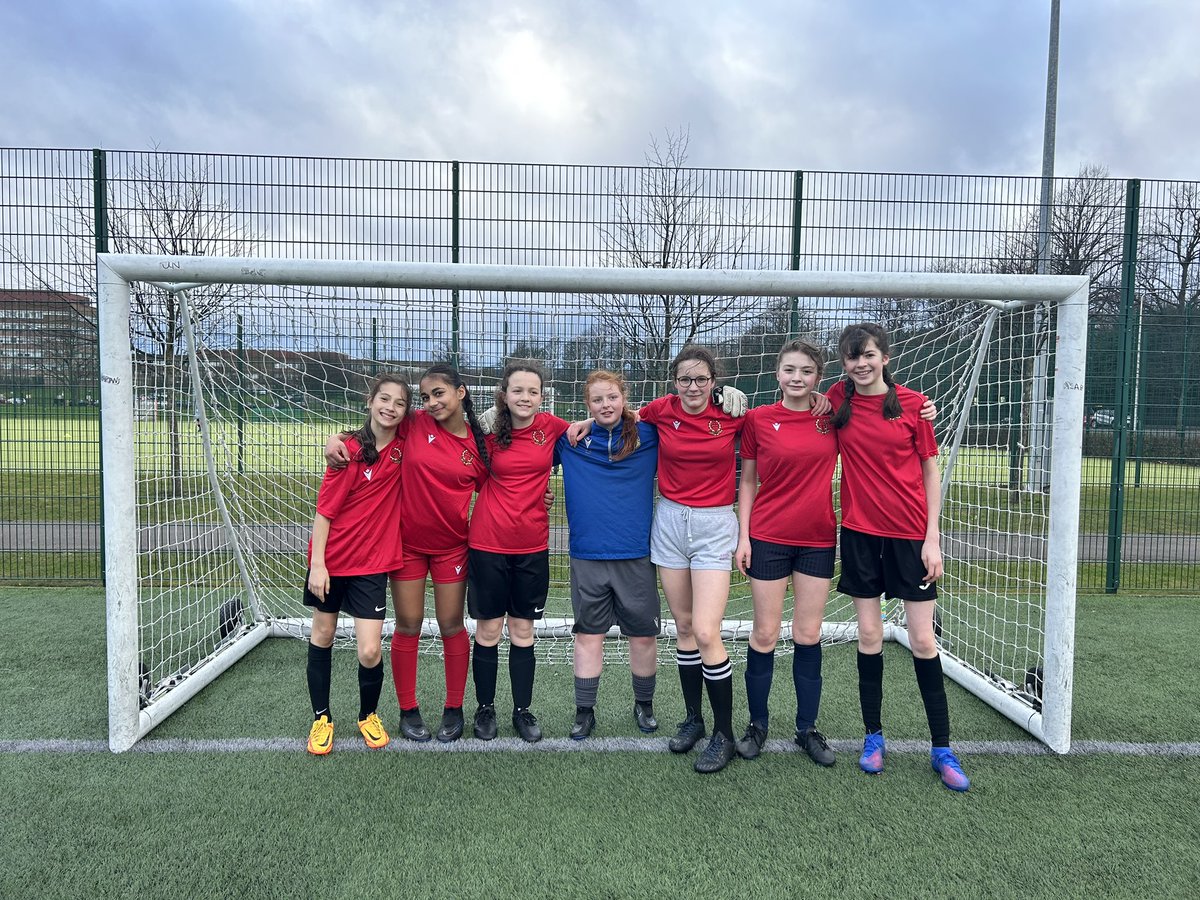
569;556;662;637
650;497;737;571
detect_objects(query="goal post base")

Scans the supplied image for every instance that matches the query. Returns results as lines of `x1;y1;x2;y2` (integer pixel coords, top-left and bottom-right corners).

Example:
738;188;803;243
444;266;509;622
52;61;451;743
111;623;272;753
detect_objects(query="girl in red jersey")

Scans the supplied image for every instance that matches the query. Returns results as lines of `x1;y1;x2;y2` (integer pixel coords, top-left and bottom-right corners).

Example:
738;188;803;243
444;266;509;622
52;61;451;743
829;322;970;792
638;345;749;774
304;374;410;755
733;340;839;768
467;361;570;743
326;363;490;745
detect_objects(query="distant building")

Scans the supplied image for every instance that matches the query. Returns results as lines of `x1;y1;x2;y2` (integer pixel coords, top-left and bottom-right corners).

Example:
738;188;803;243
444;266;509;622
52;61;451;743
0;289;97;382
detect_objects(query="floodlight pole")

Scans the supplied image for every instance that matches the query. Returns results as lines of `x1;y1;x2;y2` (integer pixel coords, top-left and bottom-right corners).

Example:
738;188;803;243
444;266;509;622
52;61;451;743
1026;0;1060;493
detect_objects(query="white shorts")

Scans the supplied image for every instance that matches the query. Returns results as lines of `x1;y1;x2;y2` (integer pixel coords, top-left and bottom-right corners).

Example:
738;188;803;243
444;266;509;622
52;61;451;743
650;497;737;571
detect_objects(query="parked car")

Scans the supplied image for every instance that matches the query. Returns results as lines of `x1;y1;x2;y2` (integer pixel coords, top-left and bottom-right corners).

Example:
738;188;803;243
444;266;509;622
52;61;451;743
1089;408;1131;429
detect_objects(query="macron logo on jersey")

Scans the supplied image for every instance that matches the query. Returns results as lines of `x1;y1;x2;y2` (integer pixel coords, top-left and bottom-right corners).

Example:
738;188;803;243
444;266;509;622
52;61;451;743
584;437;592;450
455;565;463;574
672;420;681;430
427;434;436;444
363;468;373;481
772;422;781;431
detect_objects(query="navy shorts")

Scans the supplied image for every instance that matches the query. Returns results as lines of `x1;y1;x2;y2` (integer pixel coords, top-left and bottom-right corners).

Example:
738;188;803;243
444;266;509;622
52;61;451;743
836;527;938;602
746;538;835;581
467;548;550;621
303;571;389;619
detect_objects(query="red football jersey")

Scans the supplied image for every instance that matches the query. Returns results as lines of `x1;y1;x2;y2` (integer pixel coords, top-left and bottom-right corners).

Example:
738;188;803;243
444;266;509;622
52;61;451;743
400;411;488;554
308;433;405;575
639;394;743;507
469;412;570;554
827;380;939;540
740;402;838;547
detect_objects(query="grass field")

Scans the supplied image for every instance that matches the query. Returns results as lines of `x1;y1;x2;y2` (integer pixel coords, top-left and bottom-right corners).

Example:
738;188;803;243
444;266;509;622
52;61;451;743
3;588;1198;899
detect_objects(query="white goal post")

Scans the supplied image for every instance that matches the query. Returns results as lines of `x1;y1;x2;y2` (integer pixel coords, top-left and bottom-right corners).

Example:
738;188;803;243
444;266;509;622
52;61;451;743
98;253;1088;753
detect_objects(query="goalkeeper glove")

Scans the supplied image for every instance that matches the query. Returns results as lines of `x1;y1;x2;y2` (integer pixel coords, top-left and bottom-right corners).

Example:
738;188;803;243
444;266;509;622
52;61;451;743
477;404;500;435
713;386;747;418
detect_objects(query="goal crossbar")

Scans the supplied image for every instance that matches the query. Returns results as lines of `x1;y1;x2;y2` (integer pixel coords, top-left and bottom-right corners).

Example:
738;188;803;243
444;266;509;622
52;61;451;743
98;253;1087;754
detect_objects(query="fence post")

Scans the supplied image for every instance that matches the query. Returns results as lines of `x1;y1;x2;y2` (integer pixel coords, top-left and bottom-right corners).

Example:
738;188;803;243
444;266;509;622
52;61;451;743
451;160;461;369
1105;178;1141;593
93;149;108;582
788;170;803;337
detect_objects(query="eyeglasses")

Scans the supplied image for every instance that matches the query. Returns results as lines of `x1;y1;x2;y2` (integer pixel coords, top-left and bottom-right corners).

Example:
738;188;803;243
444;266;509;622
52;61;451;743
675;376;712;388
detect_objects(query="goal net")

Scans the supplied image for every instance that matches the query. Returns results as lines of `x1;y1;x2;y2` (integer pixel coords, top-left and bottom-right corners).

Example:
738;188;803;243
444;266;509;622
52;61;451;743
98;254;1087;753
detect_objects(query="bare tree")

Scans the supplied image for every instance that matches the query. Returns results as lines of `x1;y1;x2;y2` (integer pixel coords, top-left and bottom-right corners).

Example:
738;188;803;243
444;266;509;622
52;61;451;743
3;152;257;494
1136;182;1200;434
105;155;257;494
583;129;764;400
991;164;1124;316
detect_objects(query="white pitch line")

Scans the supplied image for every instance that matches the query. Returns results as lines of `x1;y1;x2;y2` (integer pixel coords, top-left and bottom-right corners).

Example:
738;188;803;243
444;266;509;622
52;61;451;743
2;738;1200;756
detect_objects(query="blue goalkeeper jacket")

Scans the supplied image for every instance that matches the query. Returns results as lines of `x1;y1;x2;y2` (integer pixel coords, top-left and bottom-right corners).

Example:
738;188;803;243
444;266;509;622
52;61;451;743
555;421;658;560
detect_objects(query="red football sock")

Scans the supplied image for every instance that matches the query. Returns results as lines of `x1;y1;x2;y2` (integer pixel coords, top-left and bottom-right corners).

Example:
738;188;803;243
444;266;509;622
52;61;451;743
391;633;420;710
441;630;470;708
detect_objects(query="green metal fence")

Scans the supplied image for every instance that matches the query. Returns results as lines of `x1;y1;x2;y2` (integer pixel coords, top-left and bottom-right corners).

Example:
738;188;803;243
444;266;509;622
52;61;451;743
1;148;1197;590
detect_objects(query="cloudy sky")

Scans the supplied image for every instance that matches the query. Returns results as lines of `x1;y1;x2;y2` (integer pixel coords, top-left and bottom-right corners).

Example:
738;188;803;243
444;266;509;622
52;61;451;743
2;0;1196;180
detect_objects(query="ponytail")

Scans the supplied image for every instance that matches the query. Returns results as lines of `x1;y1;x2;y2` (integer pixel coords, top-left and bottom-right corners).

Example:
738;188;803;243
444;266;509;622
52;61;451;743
612;407;640;462
832;377;855;430
460;389;491;471
881;365;902;420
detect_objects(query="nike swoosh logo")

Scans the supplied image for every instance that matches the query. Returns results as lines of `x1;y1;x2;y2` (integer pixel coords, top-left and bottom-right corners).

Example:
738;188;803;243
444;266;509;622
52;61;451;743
374;605;386;612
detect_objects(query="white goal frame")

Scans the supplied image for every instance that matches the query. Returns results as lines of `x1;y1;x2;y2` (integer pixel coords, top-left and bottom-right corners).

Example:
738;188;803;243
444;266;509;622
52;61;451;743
98;253;1088;753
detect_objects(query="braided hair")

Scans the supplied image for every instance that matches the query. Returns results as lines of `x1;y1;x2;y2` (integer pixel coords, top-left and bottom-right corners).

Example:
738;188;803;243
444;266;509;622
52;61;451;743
351;374;411;465
494;359;546;450
584;369;639;461
421;362;490;470
832;323;903;430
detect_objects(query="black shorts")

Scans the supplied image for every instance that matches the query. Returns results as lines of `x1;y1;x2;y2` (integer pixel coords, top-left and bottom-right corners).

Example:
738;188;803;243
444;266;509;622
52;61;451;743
836;527;938;602
746;538;835;581
466;548;550;621
303;571;388;619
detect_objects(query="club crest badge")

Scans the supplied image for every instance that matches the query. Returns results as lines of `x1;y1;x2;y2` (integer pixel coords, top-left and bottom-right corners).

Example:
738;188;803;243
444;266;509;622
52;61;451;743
707;419;723;436
531;429;547;446
815;416;832;434
389;446;403;464
461;448;476;466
